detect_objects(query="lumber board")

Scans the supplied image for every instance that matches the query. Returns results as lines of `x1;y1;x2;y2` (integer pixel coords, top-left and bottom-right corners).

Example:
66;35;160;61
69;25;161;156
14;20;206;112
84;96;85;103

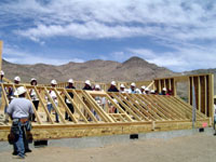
0;119;210;141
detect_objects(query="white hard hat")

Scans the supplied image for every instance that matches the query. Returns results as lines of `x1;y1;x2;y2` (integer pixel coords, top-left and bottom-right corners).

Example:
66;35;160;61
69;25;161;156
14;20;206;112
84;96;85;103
135;88;141;93
1;70;4;76
85;80;91;86
131;82;136;87
145;88;150;91
51;79;57;85
141;86;146;90
14;86;26;96
111;81;116;86
30;78;37;82
68;79;74;83
150;90;155;93
14;76;21;82
162;87;167;91
95;84;101;90
120;84;125;88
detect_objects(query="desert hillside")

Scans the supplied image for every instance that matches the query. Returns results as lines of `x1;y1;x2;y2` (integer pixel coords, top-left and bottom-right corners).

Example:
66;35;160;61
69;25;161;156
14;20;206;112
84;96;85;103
2;57;177;84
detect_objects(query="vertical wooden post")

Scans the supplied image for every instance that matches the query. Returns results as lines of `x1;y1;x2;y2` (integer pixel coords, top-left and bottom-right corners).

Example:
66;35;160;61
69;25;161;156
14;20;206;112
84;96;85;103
204;76;207;116
173;79;177;96
168;79;171;90
0;40;3;72
158;80;161;93
163;79;166;89
208;74;214;121
197;76;201;112
191;77;194;106
188;77;191;104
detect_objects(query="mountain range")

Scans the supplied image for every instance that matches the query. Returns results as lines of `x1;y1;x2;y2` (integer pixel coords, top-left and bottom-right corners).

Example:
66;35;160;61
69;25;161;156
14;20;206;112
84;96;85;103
2;57;177;84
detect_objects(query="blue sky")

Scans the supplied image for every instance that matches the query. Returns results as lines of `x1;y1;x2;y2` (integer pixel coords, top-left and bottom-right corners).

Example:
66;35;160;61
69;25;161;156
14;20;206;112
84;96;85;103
0;0;216;72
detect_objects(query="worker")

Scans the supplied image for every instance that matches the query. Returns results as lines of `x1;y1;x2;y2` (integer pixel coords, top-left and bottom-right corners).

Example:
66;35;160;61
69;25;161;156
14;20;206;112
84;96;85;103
140;86;146;94
46;80;59;123
107;81;119;113
92;84;103;120
4;76;21;113
0;70;4;83
150;89;156;94
128;82;137;94
14;76;21;84
83;80;93;91
167;89;172;96
94;84;100;91
108;81;119;92
145;88;150;95
135;88;141;94
65;79;76;121
5;86;34;159
119;84;126;93
160;87;167;95
29;78;39;122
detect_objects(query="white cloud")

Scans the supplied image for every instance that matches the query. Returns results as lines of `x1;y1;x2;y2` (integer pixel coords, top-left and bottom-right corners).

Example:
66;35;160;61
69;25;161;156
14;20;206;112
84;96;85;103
0;0;215;41
126;45;216;72
15;22;151;40
3;45;84;65
1;0;216;71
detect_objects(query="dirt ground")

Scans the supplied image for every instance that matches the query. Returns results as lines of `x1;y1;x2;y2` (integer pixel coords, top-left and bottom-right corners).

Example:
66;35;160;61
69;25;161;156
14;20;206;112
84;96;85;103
0;133;216;162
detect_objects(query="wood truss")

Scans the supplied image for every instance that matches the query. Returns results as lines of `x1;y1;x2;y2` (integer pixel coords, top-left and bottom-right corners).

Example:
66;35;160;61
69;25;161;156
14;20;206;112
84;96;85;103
0;81;210;141
0;40;213;141
153;74;214;119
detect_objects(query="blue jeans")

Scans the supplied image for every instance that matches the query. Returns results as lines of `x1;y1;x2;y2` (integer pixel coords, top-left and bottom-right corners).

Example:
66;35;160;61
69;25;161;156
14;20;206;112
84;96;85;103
12;121;28;158
47;104;59;122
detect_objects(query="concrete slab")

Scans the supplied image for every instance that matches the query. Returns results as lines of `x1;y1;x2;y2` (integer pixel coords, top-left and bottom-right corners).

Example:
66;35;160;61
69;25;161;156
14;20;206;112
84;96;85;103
0;127;215;152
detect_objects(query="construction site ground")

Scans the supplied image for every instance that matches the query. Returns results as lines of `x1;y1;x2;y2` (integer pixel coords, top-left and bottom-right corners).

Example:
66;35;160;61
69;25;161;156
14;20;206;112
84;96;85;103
0;132;215;162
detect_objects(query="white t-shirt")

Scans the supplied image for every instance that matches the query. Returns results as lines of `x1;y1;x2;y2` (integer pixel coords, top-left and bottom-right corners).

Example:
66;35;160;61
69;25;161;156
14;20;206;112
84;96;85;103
30;89;39;101
46;90;58;105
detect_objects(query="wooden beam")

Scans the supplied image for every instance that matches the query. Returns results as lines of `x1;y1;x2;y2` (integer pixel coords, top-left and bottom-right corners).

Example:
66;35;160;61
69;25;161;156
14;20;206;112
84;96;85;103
110;93;142;121
0;41;2;72
72;90;98;123
53;88;78;123
63;89;88;123
146;81;155;89
204;76;207;116
188;77;191;104
105;93;133;122
1;83;9;108
23;85;42;124
44;87;66;123
197;76;201;112
173;79;177;96
158;80;161;94
208;74;214;121
82;91;114;123
168;79;171;90
123;93;154;121
33;86;54;124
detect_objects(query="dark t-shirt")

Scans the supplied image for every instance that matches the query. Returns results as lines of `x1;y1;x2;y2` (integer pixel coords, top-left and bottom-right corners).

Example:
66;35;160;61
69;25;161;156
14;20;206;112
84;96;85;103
65;86;76;102
83;86;93;91
108;87;119;92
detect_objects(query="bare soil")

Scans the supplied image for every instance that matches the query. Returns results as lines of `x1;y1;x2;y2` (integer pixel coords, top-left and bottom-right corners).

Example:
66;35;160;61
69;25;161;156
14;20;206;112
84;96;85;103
0;133;215;162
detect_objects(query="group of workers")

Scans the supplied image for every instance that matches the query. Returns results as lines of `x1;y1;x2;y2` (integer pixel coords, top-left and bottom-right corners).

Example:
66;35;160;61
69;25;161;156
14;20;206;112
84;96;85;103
0;70;172;159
